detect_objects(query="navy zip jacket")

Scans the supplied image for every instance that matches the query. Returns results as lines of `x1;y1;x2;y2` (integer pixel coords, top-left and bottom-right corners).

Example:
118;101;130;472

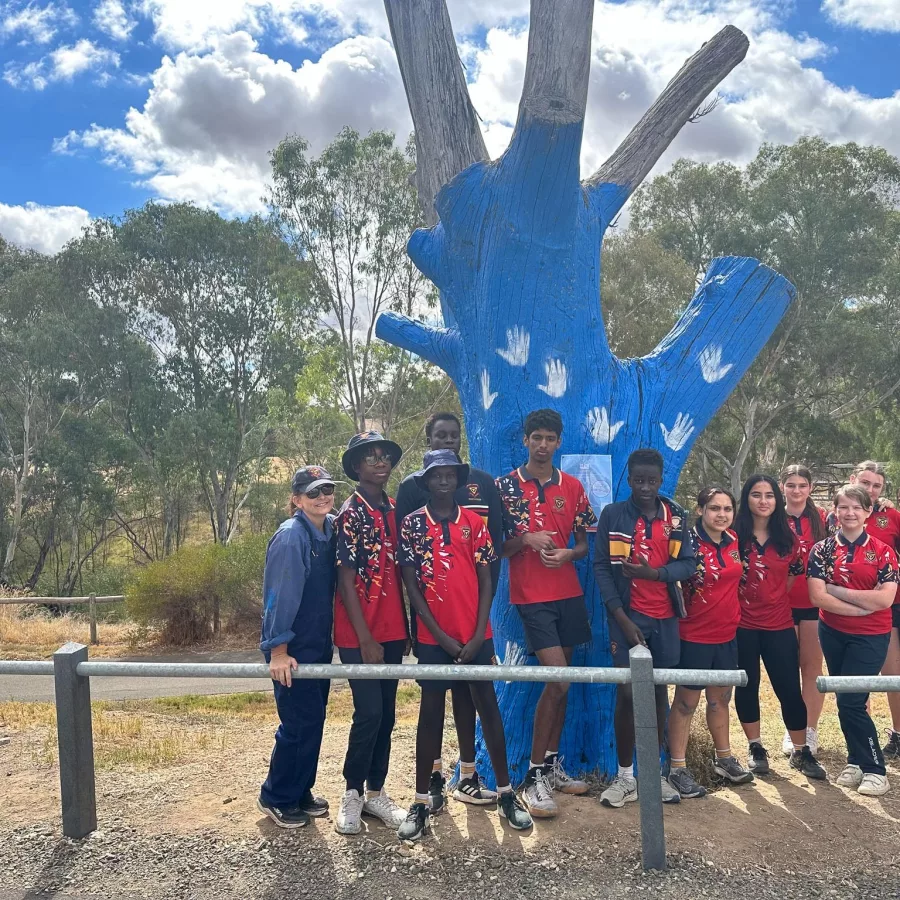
260;510;335;652
593;494;696;619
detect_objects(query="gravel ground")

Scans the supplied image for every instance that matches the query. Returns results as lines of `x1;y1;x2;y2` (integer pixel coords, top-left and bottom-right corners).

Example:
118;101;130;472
2;819;899;900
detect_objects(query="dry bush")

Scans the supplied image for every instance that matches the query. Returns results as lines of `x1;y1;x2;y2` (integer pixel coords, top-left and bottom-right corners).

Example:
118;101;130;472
0;604;136;658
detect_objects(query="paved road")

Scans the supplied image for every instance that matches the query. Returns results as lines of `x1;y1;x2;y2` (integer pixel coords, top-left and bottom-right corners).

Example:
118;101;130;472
0;650;417;703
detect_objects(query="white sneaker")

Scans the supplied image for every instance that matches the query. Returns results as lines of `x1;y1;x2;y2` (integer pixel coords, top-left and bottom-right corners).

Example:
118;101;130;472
836;765;863;788
546;756;589;795
521;768;558;818
858;773;890;797
600;774;638;809
806;727;819;756
781;730;793;757
362;789;406;828
335;789;364;835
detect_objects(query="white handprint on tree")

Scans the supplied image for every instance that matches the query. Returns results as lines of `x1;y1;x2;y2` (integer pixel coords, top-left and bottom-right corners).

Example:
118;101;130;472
538;359;568;398
496;327;530;367
661;413;696;451
586;406;625;446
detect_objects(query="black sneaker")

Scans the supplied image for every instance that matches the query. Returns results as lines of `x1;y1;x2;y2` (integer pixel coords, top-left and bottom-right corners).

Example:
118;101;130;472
397;802;429;841
748;743;770;776
452;772;498;806
498;791;533;830
256;797;309;828
790;746;827;780
429;771;446;814
298;792;330;817
883;729;900;760
667;766;707;798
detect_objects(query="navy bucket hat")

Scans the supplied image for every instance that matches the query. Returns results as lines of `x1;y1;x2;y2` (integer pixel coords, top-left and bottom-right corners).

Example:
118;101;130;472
413;449;470;491
341;431;403;481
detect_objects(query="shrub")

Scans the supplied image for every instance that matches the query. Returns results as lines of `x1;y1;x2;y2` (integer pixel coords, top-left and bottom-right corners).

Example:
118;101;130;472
125;535;268;645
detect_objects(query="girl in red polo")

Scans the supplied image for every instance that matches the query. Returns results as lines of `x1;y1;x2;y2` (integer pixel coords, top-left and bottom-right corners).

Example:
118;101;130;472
734;475;825;780
780;464;828;757
843;461;900;760
667;487;753;799
808;484;898;797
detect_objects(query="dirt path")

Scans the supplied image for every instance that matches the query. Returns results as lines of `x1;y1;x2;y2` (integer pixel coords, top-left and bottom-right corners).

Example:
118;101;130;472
2;711;899;900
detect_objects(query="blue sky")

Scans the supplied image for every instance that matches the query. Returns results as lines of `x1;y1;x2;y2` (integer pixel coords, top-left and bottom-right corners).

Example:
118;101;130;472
1;0;899;252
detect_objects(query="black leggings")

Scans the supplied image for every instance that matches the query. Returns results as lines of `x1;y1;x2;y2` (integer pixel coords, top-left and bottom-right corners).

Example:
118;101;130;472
735;626;807;732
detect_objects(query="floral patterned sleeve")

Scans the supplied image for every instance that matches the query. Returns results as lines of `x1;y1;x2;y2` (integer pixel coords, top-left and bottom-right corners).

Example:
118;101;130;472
397;516;416;568
878;546;900;584
474;521;498;567
789;539;805;577
574;487;598;531
335;507;361;568
805;540;829;581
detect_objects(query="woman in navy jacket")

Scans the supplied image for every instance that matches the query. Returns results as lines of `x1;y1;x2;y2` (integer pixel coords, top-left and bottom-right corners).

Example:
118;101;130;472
257;466;339;828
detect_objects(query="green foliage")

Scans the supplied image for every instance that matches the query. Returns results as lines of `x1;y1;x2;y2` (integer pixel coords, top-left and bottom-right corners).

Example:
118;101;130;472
125;534;268;645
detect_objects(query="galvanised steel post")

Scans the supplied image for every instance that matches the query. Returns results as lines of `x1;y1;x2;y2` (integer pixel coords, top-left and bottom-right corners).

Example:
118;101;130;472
629;644;666;872
53;642;97;838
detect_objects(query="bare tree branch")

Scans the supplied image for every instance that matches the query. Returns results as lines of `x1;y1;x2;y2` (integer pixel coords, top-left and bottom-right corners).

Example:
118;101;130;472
516;0;594;127
384;0;488;226
586;25;748;218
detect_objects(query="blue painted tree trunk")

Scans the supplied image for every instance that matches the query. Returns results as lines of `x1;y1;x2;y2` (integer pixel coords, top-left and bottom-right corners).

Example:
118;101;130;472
377;99;794;787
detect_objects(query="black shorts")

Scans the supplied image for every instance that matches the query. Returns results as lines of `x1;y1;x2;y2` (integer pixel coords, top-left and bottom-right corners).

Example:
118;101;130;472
415;639;496;692
515;596;590;654
679;638;738;691
607;608;680;668
893;604;900;631
792;607;820;624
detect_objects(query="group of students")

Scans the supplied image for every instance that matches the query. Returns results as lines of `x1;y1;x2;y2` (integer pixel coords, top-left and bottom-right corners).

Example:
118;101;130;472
256;407;900;843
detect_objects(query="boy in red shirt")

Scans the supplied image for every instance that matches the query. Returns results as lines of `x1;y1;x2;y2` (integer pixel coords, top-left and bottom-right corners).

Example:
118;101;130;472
496;409;596;819
397;449;532;839
334;432;409;836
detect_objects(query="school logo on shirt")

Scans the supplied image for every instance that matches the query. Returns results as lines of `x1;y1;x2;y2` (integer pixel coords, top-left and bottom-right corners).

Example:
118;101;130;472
663;524;672;537
866;549;877;562
730;550;741;563
877;515;889;529
461;526;471;540
671;516;682;529
554;496;566;511
468;483;479;498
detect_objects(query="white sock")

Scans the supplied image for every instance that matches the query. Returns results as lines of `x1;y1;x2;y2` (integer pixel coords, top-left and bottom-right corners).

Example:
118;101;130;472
414;791;430;807
618;765;634;779
497;784;513;794
529;759;544;771
792;743;806;751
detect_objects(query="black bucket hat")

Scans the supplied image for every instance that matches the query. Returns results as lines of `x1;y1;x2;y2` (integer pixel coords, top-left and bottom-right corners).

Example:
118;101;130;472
413;449;470;491
341;431;403;481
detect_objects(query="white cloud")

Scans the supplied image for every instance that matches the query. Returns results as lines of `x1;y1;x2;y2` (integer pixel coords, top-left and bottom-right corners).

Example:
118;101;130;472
93;0;136;41
4;37;120;88
822;0;900;32
0;201;90;253
0;0;77;44
57;31;410;214
50;0;900;218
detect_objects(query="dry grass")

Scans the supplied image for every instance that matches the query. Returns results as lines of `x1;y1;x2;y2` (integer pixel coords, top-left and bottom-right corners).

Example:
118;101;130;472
0;684;425;773
0;604;146;659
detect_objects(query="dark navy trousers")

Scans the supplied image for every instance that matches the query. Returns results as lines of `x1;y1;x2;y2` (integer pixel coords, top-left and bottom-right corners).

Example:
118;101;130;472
260;646;332;808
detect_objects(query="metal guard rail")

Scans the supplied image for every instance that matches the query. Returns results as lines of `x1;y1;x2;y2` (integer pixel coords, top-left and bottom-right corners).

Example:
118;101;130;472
1;642;750;873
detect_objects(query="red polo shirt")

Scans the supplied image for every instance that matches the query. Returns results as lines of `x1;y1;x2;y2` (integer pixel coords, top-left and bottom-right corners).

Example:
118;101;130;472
738;535;804;631
681;527;742;644
629;503;676;619
807;532;898;635
397;505;497;645
334;491;408;649
496;467;597;606
787;507;828;610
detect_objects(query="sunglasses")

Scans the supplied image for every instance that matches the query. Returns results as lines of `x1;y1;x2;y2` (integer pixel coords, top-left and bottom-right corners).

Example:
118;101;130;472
305;484;336;499
362;453;395;467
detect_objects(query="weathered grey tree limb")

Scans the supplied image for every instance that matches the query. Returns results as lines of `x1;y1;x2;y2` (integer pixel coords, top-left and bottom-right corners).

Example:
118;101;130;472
516;0;594;126
586;25;749;217
384;0;488;226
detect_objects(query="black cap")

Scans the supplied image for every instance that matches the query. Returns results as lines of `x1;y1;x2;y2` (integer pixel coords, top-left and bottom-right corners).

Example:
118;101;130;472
291;465;336;496
413;448;469;491
341;431;403;480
